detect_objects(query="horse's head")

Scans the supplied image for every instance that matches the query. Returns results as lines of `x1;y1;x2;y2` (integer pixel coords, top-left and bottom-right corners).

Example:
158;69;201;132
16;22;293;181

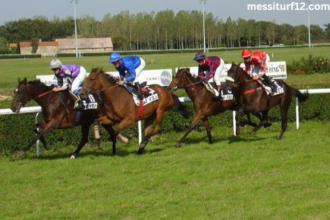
224;63;248;90
80;67;104;96
11;78;31;113
169;68;195;92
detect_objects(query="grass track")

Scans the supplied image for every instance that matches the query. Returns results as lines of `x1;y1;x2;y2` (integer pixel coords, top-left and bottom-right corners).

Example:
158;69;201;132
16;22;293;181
1;121;330;219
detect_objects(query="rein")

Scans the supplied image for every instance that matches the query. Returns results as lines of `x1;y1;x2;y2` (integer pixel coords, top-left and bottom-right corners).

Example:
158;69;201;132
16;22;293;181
34;90;53;99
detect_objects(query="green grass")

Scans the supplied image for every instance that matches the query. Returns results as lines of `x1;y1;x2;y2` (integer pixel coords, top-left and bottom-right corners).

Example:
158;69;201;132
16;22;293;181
1;46;330;95
1;121;330;219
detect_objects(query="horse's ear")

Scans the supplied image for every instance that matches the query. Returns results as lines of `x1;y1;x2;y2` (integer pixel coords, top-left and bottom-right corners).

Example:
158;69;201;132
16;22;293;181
18;77;20;83
23;78;27;84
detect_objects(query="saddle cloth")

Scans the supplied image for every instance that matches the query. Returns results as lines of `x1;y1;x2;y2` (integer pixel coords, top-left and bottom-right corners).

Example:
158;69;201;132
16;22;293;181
258;80;284;96
125;85;159;106
75;94;98;110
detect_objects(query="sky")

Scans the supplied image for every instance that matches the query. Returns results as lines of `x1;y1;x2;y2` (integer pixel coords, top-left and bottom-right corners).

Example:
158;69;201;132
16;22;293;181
1;0;329;28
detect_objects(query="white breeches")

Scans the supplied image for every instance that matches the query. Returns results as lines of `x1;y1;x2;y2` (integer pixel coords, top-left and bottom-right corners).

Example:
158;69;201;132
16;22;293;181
72;66;87;91
206;58;225;86
132;58;146;84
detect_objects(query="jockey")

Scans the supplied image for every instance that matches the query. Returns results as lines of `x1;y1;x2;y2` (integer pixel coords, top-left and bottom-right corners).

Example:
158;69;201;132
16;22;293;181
109;52;146;100
193;52;225;100
49;58;87;109
241;49;276;93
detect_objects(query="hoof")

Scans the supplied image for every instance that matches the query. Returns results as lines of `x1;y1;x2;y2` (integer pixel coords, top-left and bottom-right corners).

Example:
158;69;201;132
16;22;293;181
70;155;76;159
264;122;272;128
175;142;182;148
19;150;26;156
135;149;144;155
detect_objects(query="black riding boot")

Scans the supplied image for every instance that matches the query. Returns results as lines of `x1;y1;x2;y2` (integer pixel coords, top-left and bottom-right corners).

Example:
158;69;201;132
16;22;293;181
262;75;276;93
134;82;144;100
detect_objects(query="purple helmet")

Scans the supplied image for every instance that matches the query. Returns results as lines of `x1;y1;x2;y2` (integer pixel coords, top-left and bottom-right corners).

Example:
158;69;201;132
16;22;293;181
193;52;206;61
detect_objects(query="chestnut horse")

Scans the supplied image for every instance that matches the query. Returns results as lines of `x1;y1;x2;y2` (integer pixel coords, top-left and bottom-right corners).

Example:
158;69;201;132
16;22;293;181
10;78;120;158
79;67;190;154
224;63;309;139
168;68;266;147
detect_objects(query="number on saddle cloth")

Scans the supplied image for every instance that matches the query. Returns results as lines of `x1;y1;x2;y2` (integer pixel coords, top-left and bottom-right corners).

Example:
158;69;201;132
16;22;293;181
77;93;98;110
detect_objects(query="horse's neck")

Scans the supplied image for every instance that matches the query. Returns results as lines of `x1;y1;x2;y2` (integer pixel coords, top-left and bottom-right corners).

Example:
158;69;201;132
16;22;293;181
184;77;206;99
100;74;116;90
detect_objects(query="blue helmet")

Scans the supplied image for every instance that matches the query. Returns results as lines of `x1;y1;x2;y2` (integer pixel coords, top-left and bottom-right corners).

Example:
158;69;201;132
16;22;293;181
193;52;206;61
109;52;121;63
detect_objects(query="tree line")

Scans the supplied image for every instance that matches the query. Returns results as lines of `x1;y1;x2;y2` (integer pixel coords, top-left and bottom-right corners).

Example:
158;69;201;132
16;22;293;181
0;10;330;52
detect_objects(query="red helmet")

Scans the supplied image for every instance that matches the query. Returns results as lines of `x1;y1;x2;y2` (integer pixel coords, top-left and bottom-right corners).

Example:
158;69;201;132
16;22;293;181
241;49;252;58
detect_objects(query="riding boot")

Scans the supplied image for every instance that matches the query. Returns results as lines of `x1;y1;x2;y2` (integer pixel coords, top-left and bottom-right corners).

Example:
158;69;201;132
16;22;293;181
134;82;144;100
262;75;277;93
74;95;84;110
213;87;223;101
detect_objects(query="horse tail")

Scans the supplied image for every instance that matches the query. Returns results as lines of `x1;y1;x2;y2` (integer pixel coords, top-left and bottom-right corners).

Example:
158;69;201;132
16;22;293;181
170;93;190;119
292;88;309;102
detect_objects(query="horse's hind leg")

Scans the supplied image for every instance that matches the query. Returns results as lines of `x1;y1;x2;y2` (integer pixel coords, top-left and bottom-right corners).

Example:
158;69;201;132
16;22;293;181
71;123;91;159
102;124;117;155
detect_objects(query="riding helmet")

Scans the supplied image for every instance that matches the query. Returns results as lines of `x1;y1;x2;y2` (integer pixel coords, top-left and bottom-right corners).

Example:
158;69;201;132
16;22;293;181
109;52;121;63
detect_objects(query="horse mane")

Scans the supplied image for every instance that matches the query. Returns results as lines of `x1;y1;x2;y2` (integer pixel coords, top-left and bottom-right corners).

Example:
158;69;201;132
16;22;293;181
90;67;119;84
28;79;52;88
180;68;198;82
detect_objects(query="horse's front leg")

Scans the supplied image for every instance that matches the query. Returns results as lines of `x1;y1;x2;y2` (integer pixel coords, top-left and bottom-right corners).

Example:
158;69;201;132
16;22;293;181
136;114;161;155
33;121;50;150
201;117;212;144
235;108;245;136
250;110;269;135
20;121;59;155
175;112;204;147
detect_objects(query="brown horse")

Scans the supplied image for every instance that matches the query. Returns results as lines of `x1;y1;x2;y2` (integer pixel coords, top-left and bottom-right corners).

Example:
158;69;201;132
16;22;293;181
79;67;190;154
224;63;309;139
10;78;119;158
168;68;266;147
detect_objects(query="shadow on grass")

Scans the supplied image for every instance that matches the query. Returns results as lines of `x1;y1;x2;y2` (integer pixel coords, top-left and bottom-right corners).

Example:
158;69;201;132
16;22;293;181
11;142;165;161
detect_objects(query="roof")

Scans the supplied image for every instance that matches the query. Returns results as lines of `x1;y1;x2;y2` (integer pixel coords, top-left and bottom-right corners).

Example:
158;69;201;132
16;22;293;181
19;42;32;47
55;37;113;49
38;41;58;46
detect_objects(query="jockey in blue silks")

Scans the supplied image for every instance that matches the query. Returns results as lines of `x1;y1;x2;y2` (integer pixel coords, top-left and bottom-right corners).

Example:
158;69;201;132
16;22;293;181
109;52;146;100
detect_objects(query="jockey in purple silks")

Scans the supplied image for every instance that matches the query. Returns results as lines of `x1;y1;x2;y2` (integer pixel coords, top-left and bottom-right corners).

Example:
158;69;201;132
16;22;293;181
49;58;87;109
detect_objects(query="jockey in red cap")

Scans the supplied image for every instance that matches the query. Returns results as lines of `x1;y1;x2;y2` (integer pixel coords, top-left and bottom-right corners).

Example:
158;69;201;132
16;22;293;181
241;49;276;93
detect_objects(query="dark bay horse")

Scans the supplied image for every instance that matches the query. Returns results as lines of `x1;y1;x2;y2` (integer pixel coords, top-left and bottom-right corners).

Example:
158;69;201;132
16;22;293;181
168;68;264;147
10;78;119;158
79;67;190;154
224;63;309;139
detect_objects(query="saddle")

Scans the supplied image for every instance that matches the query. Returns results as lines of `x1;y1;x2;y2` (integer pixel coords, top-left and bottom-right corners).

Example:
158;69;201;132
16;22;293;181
258;78;284;96
202;81;234;101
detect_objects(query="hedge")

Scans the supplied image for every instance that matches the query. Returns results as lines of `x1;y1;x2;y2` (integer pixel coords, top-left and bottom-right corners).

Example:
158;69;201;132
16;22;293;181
1;84;329;155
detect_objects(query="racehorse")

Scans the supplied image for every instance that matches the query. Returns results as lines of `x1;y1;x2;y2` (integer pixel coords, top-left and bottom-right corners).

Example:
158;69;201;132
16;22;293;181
79;67;190;154
10;78;122;158
168;68;266;147
224;63;309;139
